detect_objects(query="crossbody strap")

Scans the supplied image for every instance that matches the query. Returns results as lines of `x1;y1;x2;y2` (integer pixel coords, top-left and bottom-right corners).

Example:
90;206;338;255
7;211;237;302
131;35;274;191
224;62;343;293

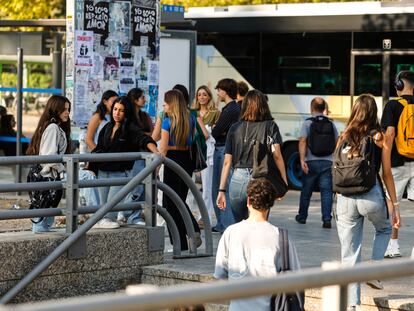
278;228;290;271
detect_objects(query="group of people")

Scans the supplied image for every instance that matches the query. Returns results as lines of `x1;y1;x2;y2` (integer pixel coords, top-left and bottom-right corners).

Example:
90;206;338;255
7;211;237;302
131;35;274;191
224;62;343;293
22;70;413;310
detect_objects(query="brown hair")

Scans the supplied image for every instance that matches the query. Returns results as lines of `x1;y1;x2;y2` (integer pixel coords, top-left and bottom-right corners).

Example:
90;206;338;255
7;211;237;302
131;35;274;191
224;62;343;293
311;97;327;113
27;95;71;155
215;78;238;99
240;90;273;122
237;81;249;97
247;178;277;211
164;90;191;146
341;94;382;154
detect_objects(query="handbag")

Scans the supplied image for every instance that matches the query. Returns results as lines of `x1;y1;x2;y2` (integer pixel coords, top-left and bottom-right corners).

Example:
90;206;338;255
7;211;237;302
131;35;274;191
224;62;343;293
27;164;63;224
270;228;305;311
252;121;288;198
191;132;207;172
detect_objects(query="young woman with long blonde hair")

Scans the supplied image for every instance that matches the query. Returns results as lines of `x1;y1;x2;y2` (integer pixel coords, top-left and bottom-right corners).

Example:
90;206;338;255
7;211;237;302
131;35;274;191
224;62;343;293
160;89;200;251
192;85;220;227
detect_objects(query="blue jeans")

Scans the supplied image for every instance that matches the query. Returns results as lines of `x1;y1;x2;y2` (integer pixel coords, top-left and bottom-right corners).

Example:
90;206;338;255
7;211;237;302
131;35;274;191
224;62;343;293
98;170;129;221
229;168;252;222
336;182;391;306
212;146;235;232
298;160;333;221
120;160;145;224
79;169;100;207
32;215;55;233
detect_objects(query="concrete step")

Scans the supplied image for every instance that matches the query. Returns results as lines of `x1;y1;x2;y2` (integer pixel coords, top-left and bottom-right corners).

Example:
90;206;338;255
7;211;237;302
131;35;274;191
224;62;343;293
142;256;414;311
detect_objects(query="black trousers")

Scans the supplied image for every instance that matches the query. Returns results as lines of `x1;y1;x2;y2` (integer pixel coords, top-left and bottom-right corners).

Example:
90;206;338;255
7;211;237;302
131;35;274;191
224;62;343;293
163;150;200;251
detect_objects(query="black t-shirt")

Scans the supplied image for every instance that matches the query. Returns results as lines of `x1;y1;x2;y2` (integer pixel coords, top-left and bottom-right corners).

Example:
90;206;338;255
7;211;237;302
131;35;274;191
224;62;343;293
224;120;283;168
381;95;414;167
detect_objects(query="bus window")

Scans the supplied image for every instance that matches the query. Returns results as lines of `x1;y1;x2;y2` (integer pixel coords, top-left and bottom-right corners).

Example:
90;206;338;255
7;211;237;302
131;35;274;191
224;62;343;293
354;56;382;96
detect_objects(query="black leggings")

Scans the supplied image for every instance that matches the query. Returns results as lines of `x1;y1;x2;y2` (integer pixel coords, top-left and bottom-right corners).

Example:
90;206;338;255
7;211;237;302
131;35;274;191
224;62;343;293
163;150;200;251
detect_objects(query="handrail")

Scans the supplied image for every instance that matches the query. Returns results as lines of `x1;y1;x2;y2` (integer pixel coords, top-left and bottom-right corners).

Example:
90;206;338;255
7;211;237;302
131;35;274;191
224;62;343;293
0;155;163;304
0;152;213;303
3;258;414;311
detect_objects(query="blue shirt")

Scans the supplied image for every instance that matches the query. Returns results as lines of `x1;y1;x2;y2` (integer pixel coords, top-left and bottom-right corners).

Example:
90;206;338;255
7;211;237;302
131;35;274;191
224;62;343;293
161;115;195;146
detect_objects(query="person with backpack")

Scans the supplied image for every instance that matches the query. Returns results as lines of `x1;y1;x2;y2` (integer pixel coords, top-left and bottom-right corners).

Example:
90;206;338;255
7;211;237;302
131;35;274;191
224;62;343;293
381;70;414;258
216;90;287;223
333;94;400;311
295;97;338;228
214;178;301;311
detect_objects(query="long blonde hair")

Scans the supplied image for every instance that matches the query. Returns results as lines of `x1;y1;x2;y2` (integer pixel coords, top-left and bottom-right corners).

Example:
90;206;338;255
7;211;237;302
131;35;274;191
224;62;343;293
165;90;190;146
192;85;216;111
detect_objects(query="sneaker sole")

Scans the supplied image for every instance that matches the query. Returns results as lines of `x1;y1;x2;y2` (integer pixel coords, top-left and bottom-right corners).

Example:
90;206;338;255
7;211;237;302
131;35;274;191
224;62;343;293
384;253;402;258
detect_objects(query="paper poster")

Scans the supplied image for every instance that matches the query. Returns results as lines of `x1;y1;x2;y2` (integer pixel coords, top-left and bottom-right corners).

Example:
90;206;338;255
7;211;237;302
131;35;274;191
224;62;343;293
147;85;158;118
108;1;131;52
132;6;157;59
119;56;135;94
103;57;119;81
75;30;94;67
91;53;104;78
147;60;159;86
84;1;109;45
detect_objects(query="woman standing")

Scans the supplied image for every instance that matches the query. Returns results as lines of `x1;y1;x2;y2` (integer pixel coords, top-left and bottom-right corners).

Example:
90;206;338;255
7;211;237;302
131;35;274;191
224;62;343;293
26;95;71;233
93;96;158;229
335;94;400;311
160;89;201;250
85;90;118;151
192;85;220;227
216;90;287;222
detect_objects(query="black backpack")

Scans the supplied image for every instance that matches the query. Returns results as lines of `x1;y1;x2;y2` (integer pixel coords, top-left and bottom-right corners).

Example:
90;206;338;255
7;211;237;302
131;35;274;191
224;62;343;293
332;136;376;195
307;116;336;156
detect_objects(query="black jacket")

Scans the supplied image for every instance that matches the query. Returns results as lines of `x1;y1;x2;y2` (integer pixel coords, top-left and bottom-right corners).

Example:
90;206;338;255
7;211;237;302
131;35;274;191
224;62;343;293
95;121;155;172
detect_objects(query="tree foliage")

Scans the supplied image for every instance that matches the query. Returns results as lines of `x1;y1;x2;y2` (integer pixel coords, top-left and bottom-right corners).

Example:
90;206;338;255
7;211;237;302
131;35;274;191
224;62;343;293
0;0;65;19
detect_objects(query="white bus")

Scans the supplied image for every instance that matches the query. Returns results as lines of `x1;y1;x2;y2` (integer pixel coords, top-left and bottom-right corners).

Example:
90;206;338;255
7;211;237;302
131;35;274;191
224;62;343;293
185;1;414;188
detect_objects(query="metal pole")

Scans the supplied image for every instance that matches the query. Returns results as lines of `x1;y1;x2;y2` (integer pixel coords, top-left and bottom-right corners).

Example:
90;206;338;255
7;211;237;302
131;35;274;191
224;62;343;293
382;51;390;106
61;47;66;96
143;156;156;227
156;205;181;256
52;33;62;89
322;261;348;311
15;47;23;188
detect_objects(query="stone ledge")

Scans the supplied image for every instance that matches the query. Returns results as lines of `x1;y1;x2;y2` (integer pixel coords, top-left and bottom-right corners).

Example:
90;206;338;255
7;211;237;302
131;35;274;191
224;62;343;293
0;226;164;303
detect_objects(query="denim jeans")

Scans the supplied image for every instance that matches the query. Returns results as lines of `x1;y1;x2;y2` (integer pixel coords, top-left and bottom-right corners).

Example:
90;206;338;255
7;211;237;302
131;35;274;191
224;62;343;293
336;183;391;307
98;170;129;221
79;169;100;207
32;215;55;233
212;146;235;232
298;160;333;221
120;160;145;224
201;162;215;223
229;168;252;223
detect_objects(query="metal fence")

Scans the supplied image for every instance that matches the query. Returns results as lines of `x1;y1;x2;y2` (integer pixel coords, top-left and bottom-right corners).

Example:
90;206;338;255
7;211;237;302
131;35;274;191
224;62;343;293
0;152;213;304
1;258;413;311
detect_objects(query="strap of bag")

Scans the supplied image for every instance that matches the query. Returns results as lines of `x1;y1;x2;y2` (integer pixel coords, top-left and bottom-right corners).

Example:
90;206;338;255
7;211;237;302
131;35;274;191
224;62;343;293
279;228;290;271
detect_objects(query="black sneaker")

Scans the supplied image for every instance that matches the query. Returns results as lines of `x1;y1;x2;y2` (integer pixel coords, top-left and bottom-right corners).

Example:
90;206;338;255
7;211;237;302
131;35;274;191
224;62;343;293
323;220;332;229
295;215;306;224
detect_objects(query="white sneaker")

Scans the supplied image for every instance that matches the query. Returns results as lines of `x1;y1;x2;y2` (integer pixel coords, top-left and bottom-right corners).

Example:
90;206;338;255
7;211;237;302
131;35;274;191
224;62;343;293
366;280;384;290
93;218;120;229
117;214;127;226
384;245;402;258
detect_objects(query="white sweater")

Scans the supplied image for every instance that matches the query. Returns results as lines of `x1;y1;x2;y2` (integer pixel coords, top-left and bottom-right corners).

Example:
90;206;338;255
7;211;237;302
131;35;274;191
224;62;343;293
39;123;67;178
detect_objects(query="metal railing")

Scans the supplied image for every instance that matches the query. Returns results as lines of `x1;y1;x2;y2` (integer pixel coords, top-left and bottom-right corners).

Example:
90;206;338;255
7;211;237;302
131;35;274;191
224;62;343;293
0;152;213;304
1;258;413;311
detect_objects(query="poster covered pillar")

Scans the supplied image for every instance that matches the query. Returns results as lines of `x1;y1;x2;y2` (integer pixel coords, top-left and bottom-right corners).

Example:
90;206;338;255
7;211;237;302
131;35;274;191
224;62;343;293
66;0;161;129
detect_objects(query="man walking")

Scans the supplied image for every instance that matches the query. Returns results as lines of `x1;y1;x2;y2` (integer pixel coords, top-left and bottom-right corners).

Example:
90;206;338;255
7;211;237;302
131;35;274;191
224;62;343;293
295;97;338;228
211;78;240;232
214;178;301;311
381;70;414;258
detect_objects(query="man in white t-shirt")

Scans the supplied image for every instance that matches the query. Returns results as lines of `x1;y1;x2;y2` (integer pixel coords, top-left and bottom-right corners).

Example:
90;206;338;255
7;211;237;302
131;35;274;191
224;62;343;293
214;179;301;311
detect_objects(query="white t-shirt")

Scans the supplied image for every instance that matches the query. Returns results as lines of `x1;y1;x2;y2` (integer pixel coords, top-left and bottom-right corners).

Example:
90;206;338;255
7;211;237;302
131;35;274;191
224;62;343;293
214;220;301;311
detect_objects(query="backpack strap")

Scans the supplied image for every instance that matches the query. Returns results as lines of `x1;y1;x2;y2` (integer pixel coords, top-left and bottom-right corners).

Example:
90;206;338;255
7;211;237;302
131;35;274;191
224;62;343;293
397;98;408;108
278;228;290;271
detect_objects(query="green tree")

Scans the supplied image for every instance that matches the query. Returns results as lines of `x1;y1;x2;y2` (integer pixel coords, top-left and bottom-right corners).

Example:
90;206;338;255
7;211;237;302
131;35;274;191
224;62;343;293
0;0;65;19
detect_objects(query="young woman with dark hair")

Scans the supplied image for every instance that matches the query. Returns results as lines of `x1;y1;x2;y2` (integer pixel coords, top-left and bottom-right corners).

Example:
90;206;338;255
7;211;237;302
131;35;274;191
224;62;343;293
85;90;118;151
93;96;159;229
160;89;201;250
335;94;400;311
26;95;71;233
216;89;287;223
127;88;154;135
